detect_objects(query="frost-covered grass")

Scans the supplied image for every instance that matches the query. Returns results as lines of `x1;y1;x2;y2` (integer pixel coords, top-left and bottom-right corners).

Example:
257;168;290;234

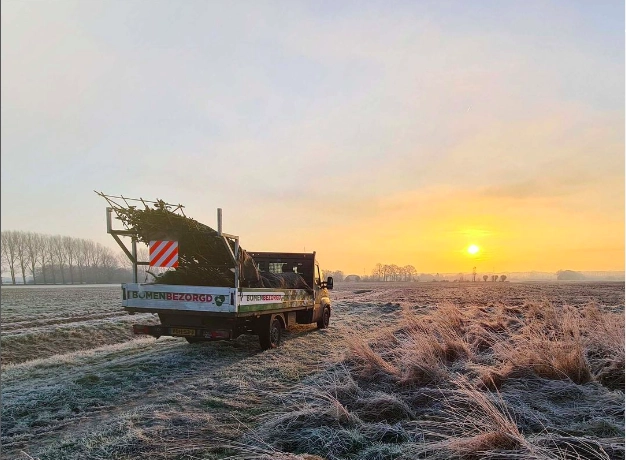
0;285;122;323
1;315;160;365
0;285;146;364
2;282;623;459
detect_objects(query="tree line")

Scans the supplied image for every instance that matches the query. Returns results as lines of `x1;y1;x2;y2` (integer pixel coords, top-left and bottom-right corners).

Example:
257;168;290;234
324;264;418;282
369;263;418;281
1;230;128;285
324;265;510;283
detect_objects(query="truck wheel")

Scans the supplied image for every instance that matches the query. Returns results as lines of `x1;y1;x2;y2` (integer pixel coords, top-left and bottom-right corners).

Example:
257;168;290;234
259;316;282;350
317;306;330;329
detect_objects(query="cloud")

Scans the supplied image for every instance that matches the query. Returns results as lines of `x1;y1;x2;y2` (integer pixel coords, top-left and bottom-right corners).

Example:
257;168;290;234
479;176;591;200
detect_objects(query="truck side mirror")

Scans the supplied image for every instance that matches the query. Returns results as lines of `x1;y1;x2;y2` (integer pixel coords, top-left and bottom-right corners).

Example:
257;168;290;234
326;276;334;290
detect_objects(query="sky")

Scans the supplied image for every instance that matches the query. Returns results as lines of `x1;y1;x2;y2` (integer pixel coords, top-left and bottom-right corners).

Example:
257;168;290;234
1;0;624;276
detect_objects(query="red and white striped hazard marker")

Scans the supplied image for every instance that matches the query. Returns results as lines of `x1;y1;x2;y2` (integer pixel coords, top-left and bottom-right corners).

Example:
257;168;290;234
149;241;179;268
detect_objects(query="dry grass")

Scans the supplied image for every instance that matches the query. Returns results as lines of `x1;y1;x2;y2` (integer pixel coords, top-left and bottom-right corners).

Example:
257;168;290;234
494;306;593;384
347;302;477;387
581;303;625;390
244;286;624;460
435;376;536;458
347;337;400;380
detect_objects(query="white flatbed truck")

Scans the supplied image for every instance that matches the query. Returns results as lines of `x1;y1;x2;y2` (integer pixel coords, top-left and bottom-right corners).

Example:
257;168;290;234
107;207;333;349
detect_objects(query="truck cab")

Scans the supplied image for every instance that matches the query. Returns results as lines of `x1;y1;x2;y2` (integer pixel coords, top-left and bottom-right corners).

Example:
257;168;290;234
248;251;333;327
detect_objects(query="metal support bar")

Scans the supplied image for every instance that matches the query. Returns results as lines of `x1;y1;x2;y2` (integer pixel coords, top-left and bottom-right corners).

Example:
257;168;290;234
220;236;239;266
107;206;144;281
106;207;113;233
131;238;138;283
216;208;240;289
234;237;240;289
110;230;136;236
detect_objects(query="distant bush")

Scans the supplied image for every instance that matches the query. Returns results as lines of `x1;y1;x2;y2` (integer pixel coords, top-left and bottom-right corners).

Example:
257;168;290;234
557;270;586;281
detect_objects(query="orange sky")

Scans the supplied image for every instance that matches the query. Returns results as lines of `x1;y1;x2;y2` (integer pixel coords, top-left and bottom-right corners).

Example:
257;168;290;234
239;110;624;275
241;182;624;275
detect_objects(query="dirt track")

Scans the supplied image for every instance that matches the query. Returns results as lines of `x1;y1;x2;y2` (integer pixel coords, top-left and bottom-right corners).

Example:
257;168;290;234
1;282;623;459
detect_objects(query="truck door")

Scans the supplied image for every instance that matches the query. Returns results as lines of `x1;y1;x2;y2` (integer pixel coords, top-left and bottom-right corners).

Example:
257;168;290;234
313;263;323;321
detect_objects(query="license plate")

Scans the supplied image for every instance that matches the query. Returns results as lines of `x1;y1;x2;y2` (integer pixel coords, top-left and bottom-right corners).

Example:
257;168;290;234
171;328;196;337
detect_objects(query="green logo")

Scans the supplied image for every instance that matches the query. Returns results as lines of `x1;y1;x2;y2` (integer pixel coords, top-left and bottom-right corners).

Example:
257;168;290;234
215;295;226;307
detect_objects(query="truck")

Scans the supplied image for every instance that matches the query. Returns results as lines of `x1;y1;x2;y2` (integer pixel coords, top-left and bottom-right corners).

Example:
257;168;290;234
106;205;334;350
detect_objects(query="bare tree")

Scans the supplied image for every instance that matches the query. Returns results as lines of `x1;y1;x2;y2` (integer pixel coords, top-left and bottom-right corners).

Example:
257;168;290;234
403;265;416;282
37;235;50;283
13;231;30;284
99;245;119;282
1;231;18;284
500;275;507;282
76;239;94;283
63;236;77;284
483;275;488;282
45;236;59;284
372;263;383;281
87;240;101;268
75;239;86;284
323;270;344;282
50;235;68;284
0;237;7;281
25;232;43;284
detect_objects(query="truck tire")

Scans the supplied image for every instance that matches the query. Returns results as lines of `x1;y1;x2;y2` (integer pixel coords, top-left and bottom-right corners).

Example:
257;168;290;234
259;316;282;350
317;306;330;329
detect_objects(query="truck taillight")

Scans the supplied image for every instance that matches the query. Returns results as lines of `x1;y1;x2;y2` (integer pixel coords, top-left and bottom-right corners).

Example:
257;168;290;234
210;330;230;339
133;325;148;334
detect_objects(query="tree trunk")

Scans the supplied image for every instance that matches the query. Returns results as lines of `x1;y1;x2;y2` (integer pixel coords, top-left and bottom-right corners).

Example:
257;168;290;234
20;262;27;284
29;260;37;284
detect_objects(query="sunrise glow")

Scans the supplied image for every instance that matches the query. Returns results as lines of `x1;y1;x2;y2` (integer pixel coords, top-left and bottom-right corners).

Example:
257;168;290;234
467;245;480;255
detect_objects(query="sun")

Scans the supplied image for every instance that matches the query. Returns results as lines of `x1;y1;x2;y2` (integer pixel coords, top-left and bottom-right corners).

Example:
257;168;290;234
467;244;480;255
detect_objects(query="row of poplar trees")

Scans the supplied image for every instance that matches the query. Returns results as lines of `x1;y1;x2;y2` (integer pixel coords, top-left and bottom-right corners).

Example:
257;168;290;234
1;230;127;285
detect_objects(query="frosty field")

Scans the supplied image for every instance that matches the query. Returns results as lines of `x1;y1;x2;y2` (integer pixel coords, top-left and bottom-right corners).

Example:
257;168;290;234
1;282;624;459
